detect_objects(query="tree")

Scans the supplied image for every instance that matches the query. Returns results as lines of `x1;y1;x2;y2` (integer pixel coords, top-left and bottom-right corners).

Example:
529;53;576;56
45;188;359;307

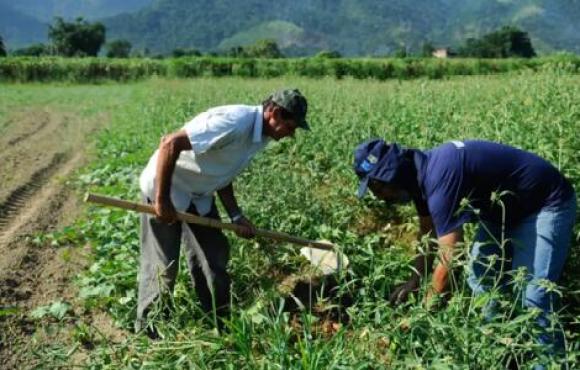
458;26;535;58
224;40;283;59
394;44;408;58
13;44;49;57
315;50;342;58
507;27;536;58
49;17;106;57
106;39;132;58
0;35;6;57
226;46;246;58
245;39;283;58
421;42;435;58
172;48;202;58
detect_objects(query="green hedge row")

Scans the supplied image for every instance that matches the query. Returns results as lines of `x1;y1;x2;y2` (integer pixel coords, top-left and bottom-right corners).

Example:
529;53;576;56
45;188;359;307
0;58;166;82
1;55;579;83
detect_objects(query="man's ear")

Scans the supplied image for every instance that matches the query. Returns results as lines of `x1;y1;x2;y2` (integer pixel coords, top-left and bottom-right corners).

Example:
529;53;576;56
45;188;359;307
263;105;274;122
271;105;281;121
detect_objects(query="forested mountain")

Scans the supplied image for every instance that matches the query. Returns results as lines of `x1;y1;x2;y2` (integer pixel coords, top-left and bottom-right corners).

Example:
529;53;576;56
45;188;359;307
0;0;153;21
103;0;580;55
0;0;153;49
103;0;454;55
0;4;47;48
2;0;579;55
440;0;580;54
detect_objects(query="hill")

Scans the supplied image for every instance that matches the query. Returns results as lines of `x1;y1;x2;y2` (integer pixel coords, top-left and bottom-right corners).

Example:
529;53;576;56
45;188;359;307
0;0;153;21
440;0;580;55
0;4;47;49
2;0;579;55
102;0;580;55
103;0;451;55
0;0;153;49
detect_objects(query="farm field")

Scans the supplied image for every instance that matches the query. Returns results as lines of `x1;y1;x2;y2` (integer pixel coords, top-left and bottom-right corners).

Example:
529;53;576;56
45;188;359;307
0;72;578;368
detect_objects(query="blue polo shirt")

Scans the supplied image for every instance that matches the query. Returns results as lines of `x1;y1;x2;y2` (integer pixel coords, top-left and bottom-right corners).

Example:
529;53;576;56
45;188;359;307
415;140;574;237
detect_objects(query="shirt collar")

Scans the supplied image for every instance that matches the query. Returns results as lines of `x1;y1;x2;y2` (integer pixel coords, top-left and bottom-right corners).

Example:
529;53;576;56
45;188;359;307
253;105;264;143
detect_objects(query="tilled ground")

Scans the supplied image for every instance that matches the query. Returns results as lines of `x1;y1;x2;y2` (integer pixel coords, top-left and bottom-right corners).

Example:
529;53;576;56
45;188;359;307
0;108;120;369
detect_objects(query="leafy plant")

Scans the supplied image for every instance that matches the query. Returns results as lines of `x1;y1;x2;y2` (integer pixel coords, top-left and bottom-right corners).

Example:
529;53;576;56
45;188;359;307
31;301;72;321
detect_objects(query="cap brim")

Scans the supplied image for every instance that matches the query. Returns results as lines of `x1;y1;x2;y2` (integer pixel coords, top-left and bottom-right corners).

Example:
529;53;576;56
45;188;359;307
357;176;370;198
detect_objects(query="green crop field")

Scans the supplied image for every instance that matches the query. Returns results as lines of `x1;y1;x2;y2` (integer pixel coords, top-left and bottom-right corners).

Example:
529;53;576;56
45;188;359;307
3;71;579;368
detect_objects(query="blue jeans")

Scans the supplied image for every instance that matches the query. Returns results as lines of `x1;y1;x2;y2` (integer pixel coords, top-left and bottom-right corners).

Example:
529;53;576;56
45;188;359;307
467;194;577;353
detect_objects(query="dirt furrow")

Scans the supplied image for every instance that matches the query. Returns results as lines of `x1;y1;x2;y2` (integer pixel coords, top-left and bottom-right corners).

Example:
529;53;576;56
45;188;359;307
0;153;68;235
0;108;112;369
7;120;49;147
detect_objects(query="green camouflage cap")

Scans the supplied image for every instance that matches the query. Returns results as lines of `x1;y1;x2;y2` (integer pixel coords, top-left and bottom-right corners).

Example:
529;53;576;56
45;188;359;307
270;88;309;130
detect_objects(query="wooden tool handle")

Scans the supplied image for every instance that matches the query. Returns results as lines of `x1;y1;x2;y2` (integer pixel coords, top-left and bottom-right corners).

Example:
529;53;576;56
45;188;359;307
85;193;334;251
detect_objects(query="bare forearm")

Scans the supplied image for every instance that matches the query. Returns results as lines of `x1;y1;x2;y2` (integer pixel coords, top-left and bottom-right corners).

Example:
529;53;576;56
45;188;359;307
154;130;192;204
389;215;436;306
155;136;179;202
431;230;463;294
217;183;241;217
217;183;255;238
413;215;436;280
432;264;450;293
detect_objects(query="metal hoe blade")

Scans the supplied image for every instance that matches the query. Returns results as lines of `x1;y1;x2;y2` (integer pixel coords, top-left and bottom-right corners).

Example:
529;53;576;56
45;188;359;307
300;242;350;275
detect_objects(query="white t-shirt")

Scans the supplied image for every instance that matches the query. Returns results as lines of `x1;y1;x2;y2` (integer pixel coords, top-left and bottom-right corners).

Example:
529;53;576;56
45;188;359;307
139;105;268;215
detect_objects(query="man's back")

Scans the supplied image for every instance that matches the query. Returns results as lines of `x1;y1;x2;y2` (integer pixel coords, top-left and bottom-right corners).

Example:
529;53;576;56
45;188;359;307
421;140;573;236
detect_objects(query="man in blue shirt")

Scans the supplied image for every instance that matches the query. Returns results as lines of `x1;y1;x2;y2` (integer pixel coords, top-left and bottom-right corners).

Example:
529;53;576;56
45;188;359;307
354;139;576;355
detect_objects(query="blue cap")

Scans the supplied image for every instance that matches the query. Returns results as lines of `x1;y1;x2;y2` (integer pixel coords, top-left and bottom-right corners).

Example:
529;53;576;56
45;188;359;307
353;139;405;198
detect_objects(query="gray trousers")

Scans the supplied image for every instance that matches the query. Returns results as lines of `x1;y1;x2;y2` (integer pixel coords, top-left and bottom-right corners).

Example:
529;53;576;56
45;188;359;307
136;196;231;331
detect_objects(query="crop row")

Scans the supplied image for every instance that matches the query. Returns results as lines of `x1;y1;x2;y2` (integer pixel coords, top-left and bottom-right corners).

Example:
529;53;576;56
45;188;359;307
0;55;579;83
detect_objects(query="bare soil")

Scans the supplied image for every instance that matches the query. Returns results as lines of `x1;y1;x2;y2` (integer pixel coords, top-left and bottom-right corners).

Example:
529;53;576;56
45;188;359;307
0;109;124;369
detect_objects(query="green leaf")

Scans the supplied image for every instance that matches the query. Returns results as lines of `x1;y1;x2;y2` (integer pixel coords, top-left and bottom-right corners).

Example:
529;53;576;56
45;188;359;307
48;301;72;320
30;306;50;319
0;306;20;317
79;284;114;299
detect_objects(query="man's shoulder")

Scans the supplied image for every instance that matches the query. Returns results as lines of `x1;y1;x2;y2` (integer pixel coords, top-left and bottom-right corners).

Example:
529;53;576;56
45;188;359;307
201;105;257;132
427;142;464;172
421;142;466;197
430;141;464;155
206;105;258;119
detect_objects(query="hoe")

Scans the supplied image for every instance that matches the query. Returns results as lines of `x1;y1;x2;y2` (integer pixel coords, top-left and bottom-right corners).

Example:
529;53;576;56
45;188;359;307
85;193;349;275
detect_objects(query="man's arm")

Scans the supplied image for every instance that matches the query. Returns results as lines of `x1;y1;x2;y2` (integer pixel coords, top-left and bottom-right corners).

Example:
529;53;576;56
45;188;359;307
412;215;437;279
216;183;242;219
217;183;256;238
389;215;436;305
431;229;463;294
154;129;191;223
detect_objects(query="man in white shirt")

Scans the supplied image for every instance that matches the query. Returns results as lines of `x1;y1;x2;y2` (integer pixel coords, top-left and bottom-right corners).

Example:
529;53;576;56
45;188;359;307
136;89;309;335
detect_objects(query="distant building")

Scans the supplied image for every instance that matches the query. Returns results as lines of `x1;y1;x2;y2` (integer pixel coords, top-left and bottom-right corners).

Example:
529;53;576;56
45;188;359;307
432;48;456;58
